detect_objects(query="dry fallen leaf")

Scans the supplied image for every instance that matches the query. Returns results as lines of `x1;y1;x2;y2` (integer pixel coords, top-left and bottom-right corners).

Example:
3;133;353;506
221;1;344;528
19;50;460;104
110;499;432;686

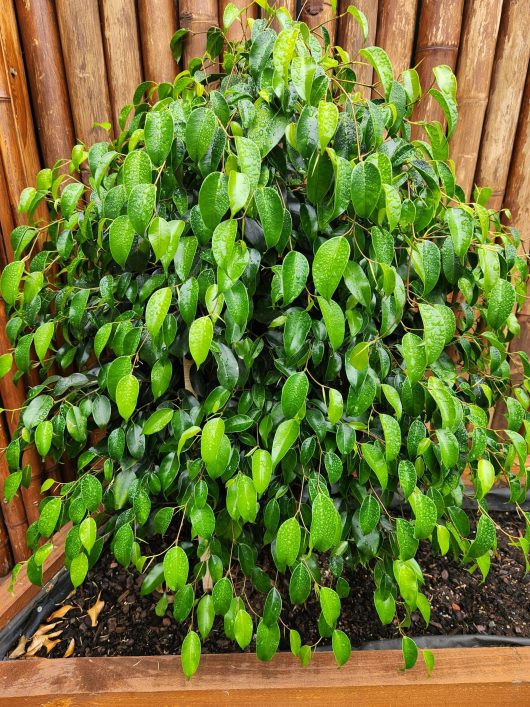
35;621;60;636
43;637;61;654
48;604;75;621
8;635;27;659
25;635;46;657
63;638;75;658
87;592;105;627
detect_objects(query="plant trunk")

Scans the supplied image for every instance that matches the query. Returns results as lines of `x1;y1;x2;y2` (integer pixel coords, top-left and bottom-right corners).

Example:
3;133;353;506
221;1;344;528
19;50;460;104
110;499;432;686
338;0;378;98
474;0;530;210
375;0;418;78
412;0;464;138
14;0;75;168
138;0;178;84
100;0;143;131
55;0;112;145
178;0;219;73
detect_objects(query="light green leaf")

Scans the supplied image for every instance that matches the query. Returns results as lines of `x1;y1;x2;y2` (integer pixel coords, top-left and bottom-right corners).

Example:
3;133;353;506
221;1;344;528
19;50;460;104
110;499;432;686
189;316;213;369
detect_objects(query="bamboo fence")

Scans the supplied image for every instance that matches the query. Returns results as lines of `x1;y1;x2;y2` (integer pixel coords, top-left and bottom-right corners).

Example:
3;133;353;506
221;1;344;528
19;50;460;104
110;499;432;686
0;0;528;574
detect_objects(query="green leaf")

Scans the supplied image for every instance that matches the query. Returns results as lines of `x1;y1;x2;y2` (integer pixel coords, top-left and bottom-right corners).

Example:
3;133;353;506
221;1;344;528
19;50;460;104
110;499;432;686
318;297;345;351
109;215;135;267
282;251;309;306
317;101;338;150
234;136;261;191
350;162;381;218
34;322;54;365
402;636;418;669
123;150;152;195
487;279;515;330
1;260;24;306
116;374;139;421
255;187;284;249
128;184;156;234
60;183;84;220
70;553;89;588
332;629;351;667
281;372;309;419
310;493;340;552
276;517;301;567
256;619;280;661
289;562;311;604
467;514;496;559
477;458;495;499
412;491;438;539
81;475;102;512
379;413;401;461
163;545;189;591
38;497;61;537
185;108;216;163
446;208;474;260
347;5;368;40
320;586;341;627
143;408;173;435
146;287;172;338
374;588;395;624
228;171;250;215
273;27;299;84
360;495;380;535
402;332;426;383
144;110;174;166
189;316;213;369
79;516;96;553
234;609;253;649
361;442;388;491
360;46;394;99
198;172;229;231
252;449;273;495
271;418;300;468
419;304;446;365
312;236;350;300
398;460;417;498
35;420;53;457
212;577;233;615
23;395;53;429
181;631;201;679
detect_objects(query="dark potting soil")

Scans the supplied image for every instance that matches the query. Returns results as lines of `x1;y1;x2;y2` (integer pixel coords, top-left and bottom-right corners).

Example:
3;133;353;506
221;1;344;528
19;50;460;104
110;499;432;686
14;511;530;659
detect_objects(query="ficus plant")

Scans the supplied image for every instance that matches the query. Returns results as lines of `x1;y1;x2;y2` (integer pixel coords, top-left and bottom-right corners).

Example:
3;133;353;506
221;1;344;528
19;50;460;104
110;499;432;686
1;2;529;678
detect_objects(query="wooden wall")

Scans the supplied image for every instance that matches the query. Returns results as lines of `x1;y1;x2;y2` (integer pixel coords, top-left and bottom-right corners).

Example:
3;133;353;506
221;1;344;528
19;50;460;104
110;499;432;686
0;0;528;574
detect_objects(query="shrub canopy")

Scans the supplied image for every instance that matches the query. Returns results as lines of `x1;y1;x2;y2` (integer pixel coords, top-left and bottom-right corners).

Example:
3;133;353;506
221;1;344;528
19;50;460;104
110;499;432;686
2;4;529;677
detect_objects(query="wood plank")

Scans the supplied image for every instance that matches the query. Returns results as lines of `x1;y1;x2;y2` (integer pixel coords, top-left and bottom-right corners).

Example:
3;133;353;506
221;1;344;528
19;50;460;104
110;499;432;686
375;0;418;79
179;0;219;71
138;0;178;84
300;1;337;47
0;524;69;630
219;0;257;43
338;0;379;97
474;0;530;209
0;647;529;705
100;0;143;132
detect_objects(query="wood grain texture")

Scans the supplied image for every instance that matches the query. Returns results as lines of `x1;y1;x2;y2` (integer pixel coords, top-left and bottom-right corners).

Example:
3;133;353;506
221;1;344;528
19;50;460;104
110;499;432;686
1;648;530;705
220;0;257;43
375;0;418;78
451;0;503;199
338;0;378;96
15;0;75;167
503;68;530;259
0;507;13;576
0;1;40;183
56;0;112;145
138;0;178;84
0;411;29;565
300;1;337;46
474;0;530;209
0;524;70;629
100;0;143;132
179;0;219;70
412;0;464;135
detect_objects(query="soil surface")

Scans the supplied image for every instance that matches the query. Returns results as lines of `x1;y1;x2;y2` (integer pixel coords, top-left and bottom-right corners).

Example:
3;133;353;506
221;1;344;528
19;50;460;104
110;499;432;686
11;511;530;659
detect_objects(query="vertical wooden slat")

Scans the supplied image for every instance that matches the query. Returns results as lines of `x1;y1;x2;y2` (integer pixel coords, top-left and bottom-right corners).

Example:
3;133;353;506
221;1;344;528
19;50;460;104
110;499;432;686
412;0;464;134
0;411;29;564
56;0;112;145
100;0;143;131
504;71;530;308
300;1;337;46
138;0;178;84
375;0;418;78
474;0;530;210
338;0;378;96
219;0;258;43
179;0;220;70
0;506;13;576
450;0;503;199
0;1;41;183
14;0;74;168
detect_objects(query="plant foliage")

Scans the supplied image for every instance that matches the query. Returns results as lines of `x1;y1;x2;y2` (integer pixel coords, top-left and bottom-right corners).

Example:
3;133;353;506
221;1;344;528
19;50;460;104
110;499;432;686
2;2;530;677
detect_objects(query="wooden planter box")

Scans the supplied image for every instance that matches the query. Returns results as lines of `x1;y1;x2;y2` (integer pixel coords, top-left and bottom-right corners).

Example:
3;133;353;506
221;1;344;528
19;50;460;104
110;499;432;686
1;537;530;705
0;647;530;705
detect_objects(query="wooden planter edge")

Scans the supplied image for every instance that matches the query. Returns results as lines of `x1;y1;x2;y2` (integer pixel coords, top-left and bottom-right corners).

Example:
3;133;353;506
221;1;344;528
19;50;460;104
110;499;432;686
1;647;530;705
